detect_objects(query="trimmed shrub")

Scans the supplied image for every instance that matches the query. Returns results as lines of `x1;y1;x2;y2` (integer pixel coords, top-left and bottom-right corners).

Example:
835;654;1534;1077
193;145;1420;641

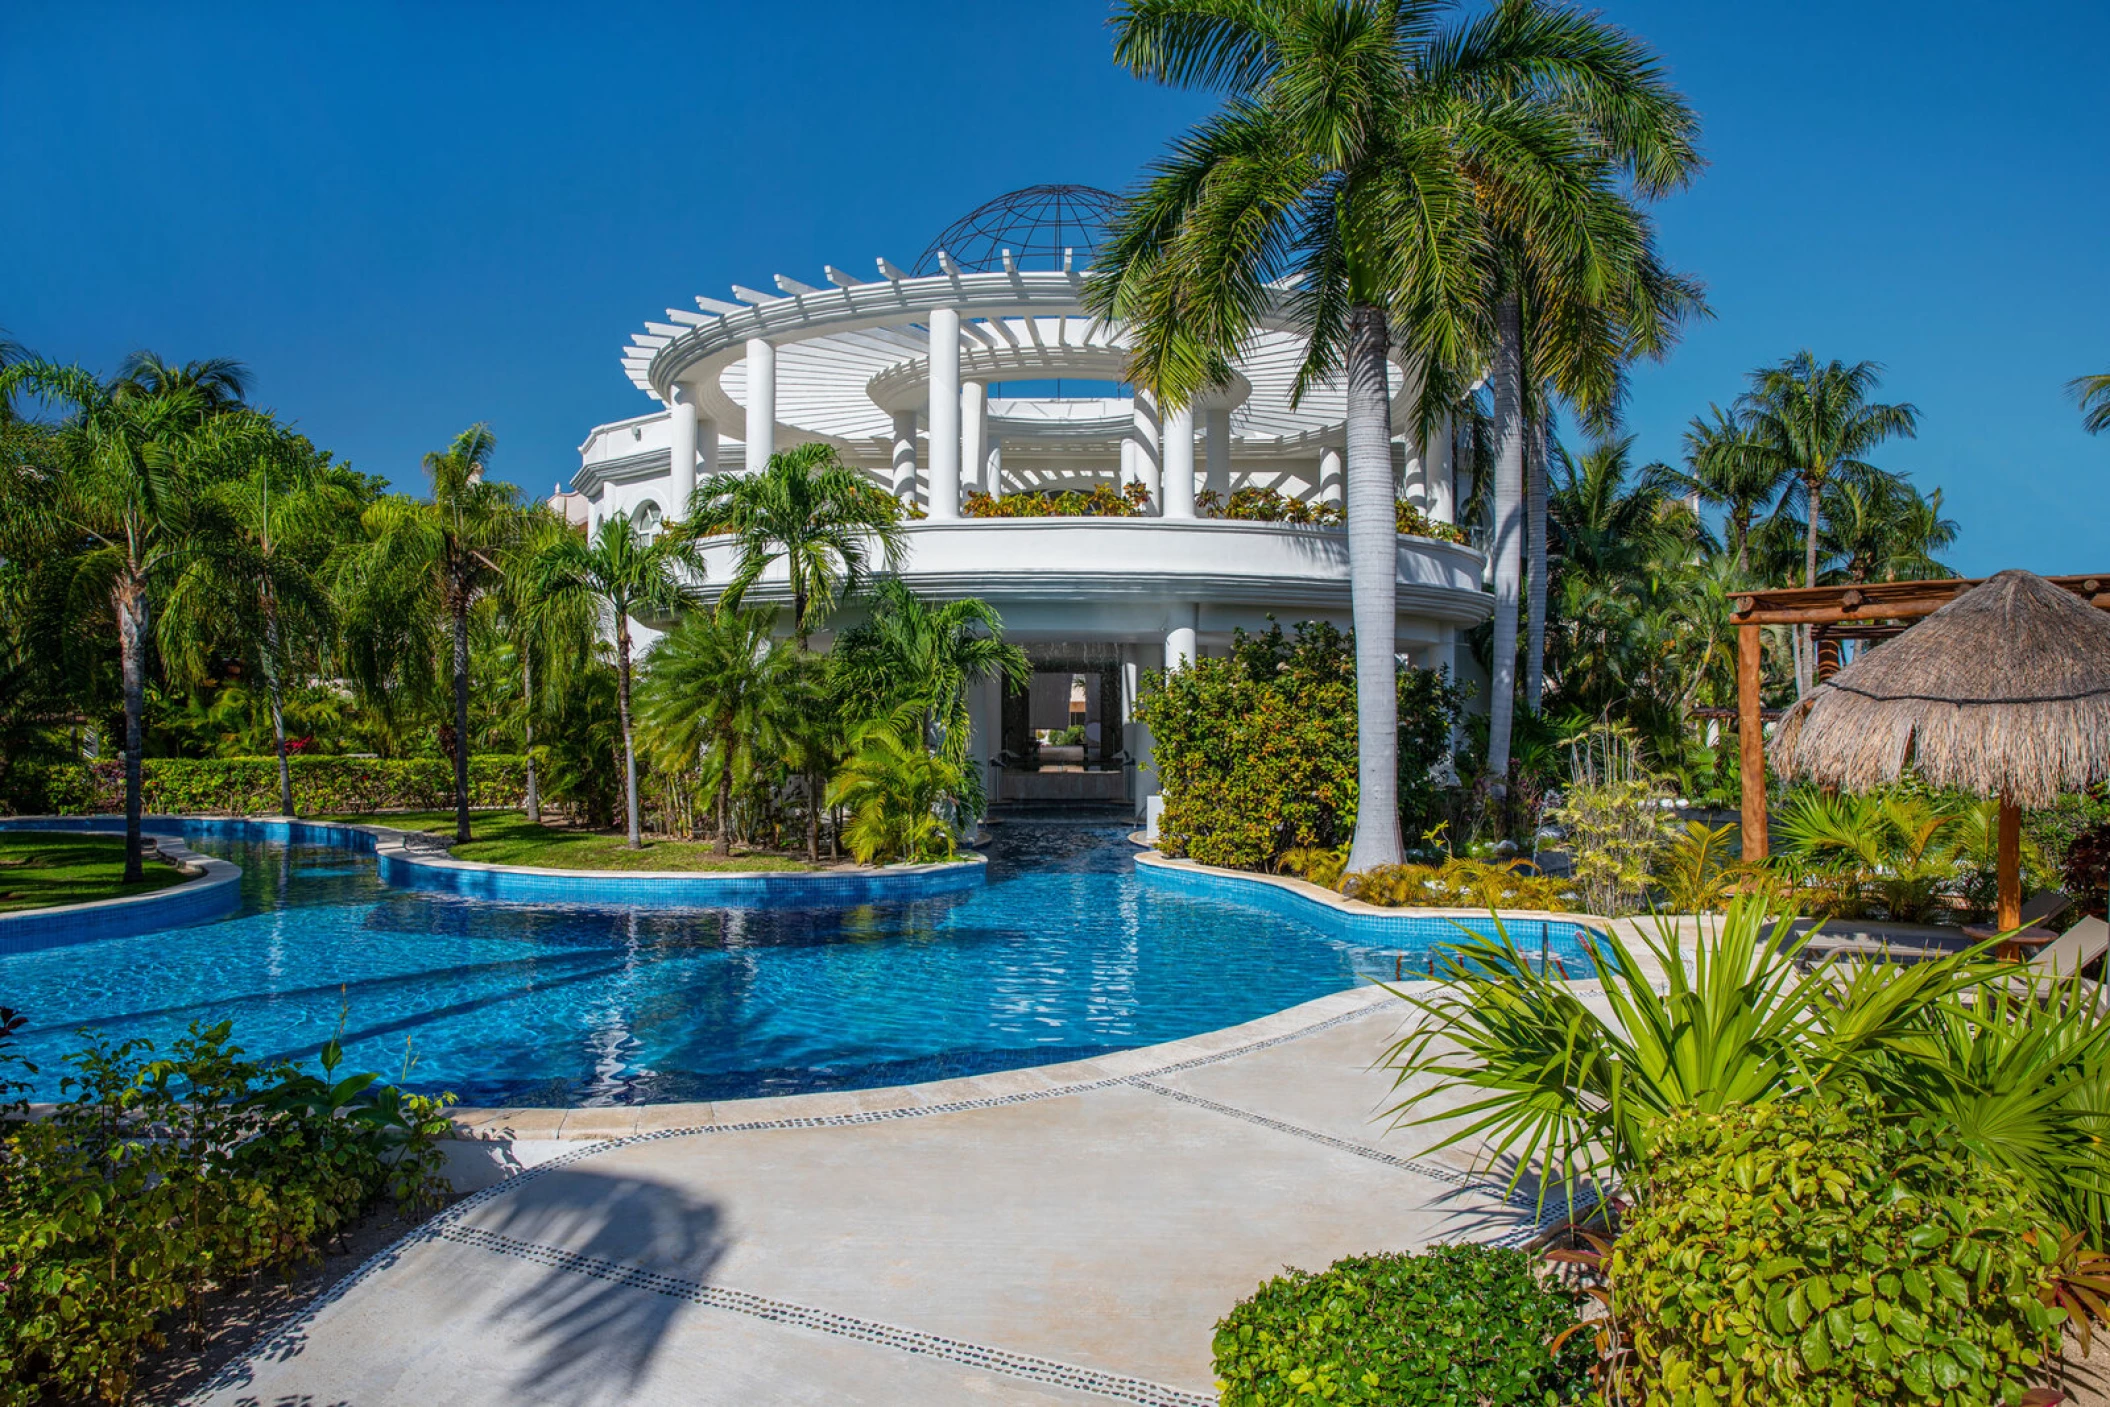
1213;1243;1594;1406
1611;1098;2066;1407
1341;857;1574;911
1138;621;1461;871
2;755;531;818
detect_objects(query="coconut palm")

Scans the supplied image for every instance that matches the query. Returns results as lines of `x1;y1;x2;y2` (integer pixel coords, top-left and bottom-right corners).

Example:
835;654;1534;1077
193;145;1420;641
636;607;800;855
2070;373;2110;436
1737;352;1919;692
0;356;242;879
334;424;522;844
1095;0;1701;865
1818;468;1958;586
158;414;363;817
114;351;250;413
1656;404;1795;573
523;516;704;847
682;442;905;644
495;508;600;824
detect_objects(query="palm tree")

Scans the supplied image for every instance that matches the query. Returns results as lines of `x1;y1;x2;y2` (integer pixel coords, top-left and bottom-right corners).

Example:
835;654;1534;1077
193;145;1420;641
1095;0;1700;865
1658;404;1795;574
335;425;522;843
827;717;968;865
159;414;360;817
0;357;242;878
114;351;250;412
1817;468;1958;586
523;517;704;846
833;577;1027;825
496;508;600;824
1738;352;1918;692
636;608;799;855
682;442;905;644
2069;373;2110;435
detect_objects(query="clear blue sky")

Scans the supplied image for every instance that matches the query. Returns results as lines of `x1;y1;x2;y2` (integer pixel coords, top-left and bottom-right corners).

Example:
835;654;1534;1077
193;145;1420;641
4;2;2103;576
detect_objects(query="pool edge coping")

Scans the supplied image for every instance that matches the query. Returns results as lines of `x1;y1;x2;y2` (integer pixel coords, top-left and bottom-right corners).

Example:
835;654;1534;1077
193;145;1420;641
0;826;242;942
441;980;1423;1142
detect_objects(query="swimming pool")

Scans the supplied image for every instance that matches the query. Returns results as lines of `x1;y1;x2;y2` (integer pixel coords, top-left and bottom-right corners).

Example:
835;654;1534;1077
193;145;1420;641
0;822;1597;1107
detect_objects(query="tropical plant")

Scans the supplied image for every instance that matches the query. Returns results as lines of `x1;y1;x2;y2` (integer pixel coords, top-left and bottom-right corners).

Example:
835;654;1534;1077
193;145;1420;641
636;607;799;854
0;355;247;878
682;441;904;643
1652;819;1744;914
1381;897;1994;1219
522;516;703;846
1341;857;1573;912
1659;403;1795;573
1212;1244;1594;1407
1609;1097;2068;1406
832;577;1026;818
826;716;968;865
2069;372;2110;436
1737;353;1919;691
963;482;1152;518
333;424;524;843
494;508;600;823
1553;723;1675;916
1772;787;2009;922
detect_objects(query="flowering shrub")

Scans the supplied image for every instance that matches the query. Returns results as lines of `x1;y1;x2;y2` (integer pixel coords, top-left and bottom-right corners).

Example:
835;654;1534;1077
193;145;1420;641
1199;485;1343;525
1340;858;1574;911
2;755;531;817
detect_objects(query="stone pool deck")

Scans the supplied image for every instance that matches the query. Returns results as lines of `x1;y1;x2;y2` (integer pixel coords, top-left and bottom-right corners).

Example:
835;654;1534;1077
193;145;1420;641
185;983;1585;1407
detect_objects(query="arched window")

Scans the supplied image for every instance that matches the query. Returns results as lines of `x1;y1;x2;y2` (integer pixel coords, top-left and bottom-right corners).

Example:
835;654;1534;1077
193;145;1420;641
631;500;663;536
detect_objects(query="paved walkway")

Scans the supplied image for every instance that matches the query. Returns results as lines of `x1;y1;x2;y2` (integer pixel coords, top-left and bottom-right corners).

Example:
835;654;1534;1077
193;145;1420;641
188;985;1565;1407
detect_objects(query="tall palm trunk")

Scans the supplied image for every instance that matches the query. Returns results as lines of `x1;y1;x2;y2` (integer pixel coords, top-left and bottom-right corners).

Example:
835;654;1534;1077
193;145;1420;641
1797;469;1822;695
805;767;822;864
1342;302;1402;873
1487;290;1527;788
262;599;293;817
114;572;148;883
1524;409;1548;714
521;649;541;823
615;615;641;848
713;755;733;856
452;591;471;845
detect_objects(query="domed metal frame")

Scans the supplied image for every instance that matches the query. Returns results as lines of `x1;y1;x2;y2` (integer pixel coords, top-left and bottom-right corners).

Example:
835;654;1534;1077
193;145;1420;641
914;184;1124;276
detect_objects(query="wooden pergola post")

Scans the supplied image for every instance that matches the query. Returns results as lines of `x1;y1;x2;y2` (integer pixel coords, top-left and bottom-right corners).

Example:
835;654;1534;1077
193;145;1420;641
1737;622;1767;862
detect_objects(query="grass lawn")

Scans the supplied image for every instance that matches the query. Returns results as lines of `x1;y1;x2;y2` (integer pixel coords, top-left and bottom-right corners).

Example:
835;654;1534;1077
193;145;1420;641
318;811;824;873
0;833;191;914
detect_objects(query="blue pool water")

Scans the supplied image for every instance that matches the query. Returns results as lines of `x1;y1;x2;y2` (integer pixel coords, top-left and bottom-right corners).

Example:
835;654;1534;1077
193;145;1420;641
0;823;1592;1106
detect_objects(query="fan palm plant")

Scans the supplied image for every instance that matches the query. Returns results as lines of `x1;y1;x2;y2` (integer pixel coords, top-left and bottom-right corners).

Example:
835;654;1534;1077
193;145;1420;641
522;517;705;846
0;356;243;878
681;442;905;644
636;607;799;854
333;424;522;843
1736;353;1919;692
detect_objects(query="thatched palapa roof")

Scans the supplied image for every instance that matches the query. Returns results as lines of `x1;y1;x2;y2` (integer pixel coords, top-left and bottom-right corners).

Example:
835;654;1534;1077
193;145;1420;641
1768;570;2110;806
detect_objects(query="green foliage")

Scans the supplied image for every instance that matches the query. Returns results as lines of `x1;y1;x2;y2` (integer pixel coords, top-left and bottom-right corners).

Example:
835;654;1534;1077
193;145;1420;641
1138;621;1461;871
1556;724;1675;916
1212;1244;1593;1407
961;482;1151;517
1773;787;2030;922
1651;820;1746;914
2;755;531;817
1394;500;1470;544
0;832;187;913
1341;858;1574;912
1201;485;1341;525
0;1011;453;1405
1612;1097;2064;1407
826;718;965;865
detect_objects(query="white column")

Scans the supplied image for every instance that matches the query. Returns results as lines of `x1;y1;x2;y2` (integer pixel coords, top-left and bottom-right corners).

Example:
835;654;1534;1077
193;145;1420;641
927;308;961;519
987;437;1003;496
1162;402;1196;519
666;390;697;519
699;417;719;481
1401;434;1429;512
1119;436;1138;490
744;338;776;474
1318;446;1345;507
1427;414;1455;523
890;410;920;504
1165;603;1200;670
1131;391;1161;511
961;380;987;497
1203;406;1230;504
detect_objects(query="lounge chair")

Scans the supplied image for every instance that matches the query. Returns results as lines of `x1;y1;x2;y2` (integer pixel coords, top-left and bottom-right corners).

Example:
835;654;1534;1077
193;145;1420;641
2000;914;2110;1001
1792;891;2076;971
2018;890;2075;928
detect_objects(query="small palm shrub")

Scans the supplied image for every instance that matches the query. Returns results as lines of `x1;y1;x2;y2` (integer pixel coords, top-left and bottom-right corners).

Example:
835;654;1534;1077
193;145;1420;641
1611;1097;2067;1407
826;721;964;865
1651;819;1751;914
1213;1244;1593;1406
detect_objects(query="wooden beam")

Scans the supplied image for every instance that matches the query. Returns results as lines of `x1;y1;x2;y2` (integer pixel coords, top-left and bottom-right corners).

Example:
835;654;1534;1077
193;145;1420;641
1738;621;1767;863
1731;574;2110;627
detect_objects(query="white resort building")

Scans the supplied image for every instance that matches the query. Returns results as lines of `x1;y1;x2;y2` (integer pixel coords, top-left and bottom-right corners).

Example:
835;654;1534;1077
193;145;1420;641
564;187;1493;815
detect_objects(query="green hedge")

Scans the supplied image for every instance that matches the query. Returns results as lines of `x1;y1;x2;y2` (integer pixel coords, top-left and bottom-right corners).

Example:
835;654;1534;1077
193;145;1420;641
1213;1244;1593;1405
2;755;531;817
1138;621;1461;871
1612;1097;2065;1406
